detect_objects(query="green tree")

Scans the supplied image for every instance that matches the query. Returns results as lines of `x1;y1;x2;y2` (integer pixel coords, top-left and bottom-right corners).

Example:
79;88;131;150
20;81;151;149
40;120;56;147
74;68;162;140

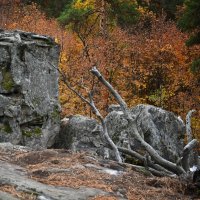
178;0;200;73
58;0;139;31
137;0;184;20
28;0;73;17
107;0;139;28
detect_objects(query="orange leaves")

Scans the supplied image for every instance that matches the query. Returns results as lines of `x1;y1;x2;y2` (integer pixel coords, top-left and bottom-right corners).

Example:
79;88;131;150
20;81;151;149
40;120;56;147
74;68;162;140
4;3;63;39
2;2;199;127
60;15;199;118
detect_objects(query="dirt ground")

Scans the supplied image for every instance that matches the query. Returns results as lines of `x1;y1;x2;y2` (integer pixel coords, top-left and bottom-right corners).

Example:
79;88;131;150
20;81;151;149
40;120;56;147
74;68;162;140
0;148;199;200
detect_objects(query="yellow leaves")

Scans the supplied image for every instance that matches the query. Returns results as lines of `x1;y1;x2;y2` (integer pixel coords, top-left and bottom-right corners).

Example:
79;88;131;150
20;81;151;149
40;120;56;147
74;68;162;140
160;44;173;52
133;80;146;89
127;96;147;108
137;6;147;15
123;58;130;67
73;0;95;9
137;5;156;20
59;87;88;116
192;117;200;128
191;117;200;145
55;37;59;43
60;53;68;62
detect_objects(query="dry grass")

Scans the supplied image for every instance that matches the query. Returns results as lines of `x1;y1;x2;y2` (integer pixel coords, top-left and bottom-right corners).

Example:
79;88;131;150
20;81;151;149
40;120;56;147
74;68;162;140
0;148;195;200
0;185;37;200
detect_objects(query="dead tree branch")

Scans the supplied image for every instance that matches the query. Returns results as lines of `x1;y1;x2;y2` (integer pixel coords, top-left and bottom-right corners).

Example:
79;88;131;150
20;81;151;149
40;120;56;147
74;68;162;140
51;63;122;163
118;146;176;176
54;62;198;177
182;139;198;171
186;109;196;142
91;66;188;175
120;162;176;177
117;146;144;161
89;92;122;163
91;66;131;119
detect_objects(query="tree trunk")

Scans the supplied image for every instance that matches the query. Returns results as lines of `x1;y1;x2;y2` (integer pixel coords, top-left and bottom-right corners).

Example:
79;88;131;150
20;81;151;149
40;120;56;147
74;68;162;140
99;0;108;37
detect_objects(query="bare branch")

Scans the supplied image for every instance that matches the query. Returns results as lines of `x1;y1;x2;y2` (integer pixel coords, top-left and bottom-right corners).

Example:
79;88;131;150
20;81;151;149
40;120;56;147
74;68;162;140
91;67;186;175
118;146;175;176
50;62;92;107
186;109;196;142
53;63;192;176
91;66;131;119
120;162;176;177
50;63;122;163
127;122;185;175
117;146;144;161
88;93;122;163
182;139;198;171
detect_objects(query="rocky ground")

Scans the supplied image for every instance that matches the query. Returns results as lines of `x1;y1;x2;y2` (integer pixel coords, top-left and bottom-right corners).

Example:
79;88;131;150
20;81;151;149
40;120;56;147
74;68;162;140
0;143;198;200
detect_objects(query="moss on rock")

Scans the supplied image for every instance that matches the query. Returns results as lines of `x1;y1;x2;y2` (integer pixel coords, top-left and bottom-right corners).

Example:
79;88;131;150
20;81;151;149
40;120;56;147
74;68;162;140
0;123;12;134
1;68;15;91
51;106;60;121
22;127;42;137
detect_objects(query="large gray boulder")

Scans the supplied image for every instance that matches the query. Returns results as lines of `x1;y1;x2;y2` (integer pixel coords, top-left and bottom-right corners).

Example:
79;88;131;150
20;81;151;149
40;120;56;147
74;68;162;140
54;115;104;154
58;105;185;163
105;104;185;162
0;30;60;149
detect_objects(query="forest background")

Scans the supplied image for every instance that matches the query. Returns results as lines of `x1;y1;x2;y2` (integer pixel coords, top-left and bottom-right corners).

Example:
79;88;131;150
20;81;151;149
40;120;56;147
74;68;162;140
0;0;199;142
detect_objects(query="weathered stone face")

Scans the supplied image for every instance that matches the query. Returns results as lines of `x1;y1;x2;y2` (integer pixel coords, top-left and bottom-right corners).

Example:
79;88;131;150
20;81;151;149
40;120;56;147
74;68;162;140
0;30;60;149
105;104;186;163
54;115;102;153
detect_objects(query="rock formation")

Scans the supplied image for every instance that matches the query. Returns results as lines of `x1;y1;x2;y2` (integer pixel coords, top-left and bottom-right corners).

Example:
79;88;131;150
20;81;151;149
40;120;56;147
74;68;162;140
59;105;185;163
0;30;60;149
105;104;185;163
54;115;103;154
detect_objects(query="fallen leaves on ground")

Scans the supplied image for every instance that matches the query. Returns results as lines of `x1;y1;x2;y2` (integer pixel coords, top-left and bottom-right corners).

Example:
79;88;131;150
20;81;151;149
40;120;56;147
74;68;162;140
0;148;193;200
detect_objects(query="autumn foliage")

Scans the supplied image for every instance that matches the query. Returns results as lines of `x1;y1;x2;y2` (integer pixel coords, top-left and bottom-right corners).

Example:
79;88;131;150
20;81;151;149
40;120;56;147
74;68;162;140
1;2;199;140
